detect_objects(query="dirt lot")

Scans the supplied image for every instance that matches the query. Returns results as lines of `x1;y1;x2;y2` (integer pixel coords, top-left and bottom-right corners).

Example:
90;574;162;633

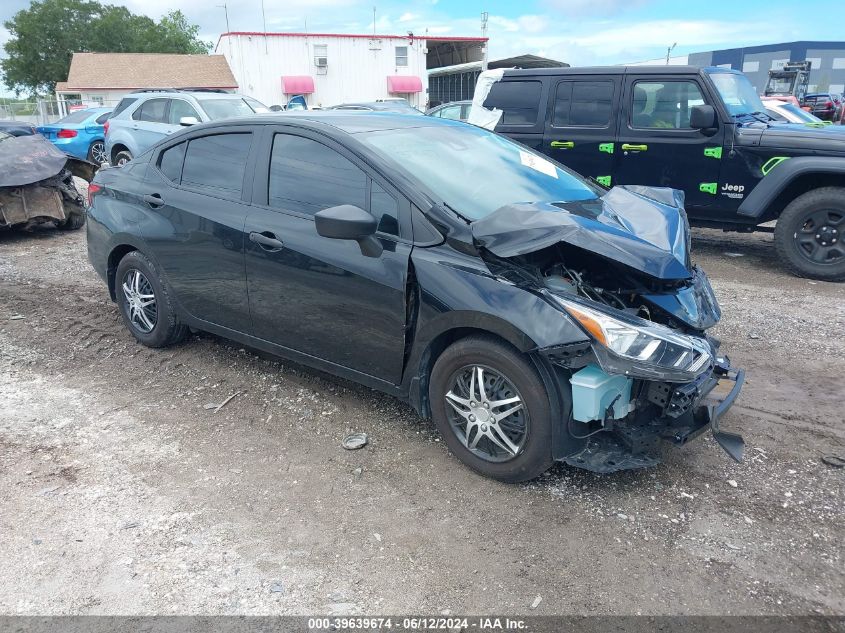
0;221;843;616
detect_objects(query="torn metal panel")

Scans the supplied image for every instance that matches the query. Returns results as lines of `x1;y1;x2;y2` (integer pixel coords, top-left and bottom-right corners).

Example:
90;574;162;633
471;185;693;280
0;185;66;225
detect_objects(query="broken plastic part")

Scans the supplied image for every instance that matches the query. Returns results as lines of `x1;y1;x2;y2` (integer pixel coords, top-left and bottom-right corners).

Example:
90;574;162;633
466;68;506;130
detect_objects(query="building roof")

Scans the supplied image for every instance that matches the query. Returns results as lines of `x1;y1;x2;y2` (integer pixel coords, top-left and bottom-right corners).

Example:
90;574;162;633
57;53;238;92
218;31;487;42
488;54;568;69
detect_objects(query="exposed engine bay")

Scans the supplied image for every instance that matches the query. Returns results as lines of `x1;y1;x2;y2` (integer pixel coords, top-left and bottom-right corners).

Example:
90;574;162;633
470;185;744;473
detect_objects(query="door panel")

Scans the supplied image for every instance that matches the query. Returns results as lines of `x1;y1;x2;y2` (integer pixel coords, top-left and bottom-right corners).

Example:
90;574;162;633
138;132;254;330
614;76;725;211
244;130;410;384
543;77;620;186
131;98;174;154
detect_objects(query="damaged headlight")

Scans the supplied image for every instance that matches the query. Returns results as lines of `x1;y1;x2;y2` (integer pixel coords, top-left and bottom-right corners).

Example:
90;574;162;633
552;295;712;382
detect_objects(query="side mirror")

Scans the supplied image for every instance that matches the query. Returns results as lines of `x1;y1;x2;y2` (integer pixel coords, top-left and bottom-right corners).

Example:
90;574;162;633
690;105;717;133
315;205;382;257
179;116;199;126
269;104;284;112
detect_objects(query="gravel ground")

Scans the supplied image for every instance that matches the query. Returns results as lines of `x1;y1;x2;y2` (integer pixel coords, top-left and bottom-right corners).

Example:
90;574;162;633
0;217;843;616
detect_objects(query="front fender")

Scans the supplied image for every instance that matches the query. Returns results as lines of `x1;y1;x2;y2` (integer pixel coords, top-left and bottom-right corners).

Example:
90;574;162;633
738;156;845;218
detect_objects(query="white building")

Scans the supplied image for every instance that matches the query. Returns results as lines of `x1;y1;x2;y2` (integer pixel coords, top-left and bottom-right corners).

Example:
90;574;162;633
216;31;487;109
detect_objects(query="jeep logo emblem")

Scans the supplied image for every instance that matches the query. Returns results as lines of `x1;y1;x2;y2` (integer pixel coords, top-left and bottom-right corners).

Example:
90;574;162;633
721;183;745;193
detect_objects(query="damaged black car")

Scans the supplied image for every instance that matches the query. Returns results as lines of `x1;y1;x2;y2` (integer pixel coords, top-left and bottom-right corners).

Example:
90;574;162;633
86;113;744;482
0;132;94;231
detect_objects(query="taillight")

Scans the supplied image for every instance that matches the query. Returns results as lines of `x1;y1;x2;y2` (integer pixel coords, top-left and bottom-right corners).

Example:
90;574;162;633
57;129;77;138
87;183;102;207
826;101;833;109
103;120;110;135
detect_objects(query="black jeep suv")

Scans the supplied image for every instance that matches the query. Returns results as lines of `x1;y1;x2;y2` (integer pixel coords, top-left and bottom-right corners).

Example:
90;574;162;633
471;66;845;281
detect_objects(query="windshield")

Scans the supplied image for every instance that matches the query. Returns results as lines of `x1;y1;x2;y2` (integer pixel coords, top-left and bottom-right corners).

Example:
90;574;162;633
359;123;599;220
198;97;266;120
55;110;97;125
707;71;767;117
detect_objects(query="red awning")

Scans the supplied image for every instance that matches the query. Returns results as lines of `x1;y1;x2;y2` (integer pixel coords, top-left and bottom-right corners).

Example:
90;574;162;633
387;75;422;93
281;76;315;94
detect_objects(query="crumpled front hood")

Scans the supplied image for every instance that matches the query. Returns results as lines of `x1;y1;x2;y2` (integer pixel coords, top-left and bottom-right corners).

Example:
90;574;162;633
0;134;70;187
471;185;692;281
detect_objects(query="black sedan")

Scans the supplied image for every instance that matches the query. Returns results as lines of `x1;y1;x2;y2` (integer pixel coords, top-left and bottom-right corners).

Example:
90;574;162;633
86;113;743;482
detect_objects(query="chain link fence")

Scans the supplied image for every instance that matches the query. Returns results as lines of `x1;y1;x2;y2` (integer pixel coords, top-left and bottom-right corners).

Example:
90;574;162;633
0;98;122;126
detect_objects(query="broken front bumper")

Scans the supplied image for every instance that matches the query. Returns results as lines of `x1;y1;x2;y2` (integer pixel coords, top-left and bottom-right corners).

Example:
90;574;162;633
560;359;745;473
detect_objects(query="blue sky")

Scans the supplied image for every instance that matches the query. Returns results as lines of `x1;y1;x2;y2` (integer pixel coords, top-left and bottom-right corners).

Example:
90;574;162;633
1;0;843;95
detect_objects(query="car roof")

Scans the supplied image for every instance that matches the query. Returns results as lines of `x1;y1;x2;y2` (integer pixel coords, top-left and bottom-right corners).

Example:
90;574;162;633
127;91;247;100
500;65;730;77
332;102;415;110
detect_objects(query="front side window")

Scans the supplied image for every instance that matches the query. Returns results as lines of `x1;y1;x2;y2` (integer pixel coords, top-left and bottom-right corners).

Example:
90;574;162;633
395;46;408;67
168;99;201;124
553;80;614;127
133;98;168;123
371;181;399;235
158;141;187;183
483;80;542;126
181;133;252;198
269;134;367;216
359;123;598;221
197;98;256;120
631;81;706;129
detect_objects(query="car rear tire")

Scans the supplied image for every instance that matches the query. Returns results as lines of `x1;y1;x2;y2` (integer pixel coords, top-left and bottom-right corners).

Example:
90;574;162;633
87;141;107;165
429;335;555;483
775;187;845;281
57;211;86;230
114;150;133;166
115;251;188;348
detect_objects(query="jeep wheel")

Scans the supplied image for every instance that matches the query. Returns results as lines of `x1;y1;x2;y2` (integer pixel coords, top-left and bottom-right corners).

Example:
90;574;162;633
775;187;845;281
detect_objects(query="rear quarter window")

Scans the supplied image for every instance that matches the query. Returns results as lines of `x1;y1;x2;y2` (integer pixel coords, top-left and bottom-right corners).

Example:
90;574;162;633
181;133;252;198
111;98;137;118
484;80;543;125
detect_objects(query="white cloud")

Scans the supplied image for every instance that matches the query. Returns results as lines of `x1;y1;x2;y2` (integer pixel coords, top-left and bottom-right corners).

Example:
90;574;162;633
398;12;420;23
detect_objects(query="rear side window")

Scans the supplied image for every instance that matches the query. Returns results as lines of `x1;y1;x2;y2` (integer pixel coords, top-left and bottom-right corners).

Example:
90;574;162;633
95;112;111;124
553;81;615;127
112;98;137;118
181;133;252;198
132;98;168;123
268;134;367;216
484;80;542;125
158;141;187;183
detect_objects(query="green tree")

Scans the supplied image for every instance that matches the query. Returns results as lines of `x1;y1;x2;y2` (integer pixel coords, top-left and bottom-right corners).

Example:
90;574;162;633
1;0;211;96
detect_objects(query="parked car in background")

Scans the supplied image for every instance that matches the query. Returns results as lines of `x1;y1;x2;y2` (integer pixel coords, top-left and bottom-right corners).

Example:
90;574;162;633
800;93;841;121
426;100;472;121
105;90;268;165
86;112;744;482
328;101;423;114
762;98;830;126
36;107;112;164
0;120;36;136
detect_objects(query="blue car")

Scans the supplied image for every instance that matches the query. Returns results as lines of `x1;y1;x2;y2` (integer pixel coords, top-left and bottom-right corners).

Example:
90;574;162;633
37;107;112;164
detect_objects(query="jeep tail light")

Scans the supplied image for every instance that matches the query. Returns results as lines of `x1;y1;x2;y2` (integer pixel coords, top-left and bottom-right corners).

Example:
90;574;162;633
57;129;77;138
87;183;102;207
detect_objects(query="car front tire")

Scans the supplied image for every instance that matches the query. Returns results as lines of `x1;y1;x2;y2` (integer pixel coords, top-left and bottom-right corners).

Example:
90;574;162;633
115;251;188;348
775;187;845;281
429;335;555;483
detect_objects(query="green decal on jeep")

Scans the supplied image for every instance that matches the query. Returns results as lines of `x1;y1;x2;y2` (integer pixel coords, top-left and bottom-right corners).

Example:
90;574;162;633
596;176;612;186
761;156;790;176
699;183;718;195
704;147;723;159
598;143;615;154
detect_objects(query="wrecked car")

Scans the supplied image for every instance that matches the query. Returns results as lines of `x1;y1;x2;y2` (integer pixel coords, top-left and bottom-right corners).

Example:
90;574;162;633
0;132;94;231
86;113;744;482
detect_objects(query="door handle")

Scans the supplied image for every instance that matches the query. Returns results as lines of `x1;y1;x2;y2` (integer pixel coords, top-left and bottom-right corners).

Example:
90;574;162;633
143;193;164;207
621;143;648;151
249;231;285;251
550;140;575;149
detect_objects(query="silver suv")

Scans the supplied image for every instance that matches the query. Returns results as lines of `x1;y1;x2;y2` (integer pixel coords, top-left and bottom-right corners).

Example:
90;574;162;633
105;90;267;165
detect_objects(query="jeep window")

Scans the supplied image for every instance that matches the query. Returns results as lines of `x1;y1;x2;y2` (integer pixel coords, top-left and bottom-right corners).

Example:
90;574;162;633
553;81;614;127
631;81;705;129
360;123;598;221
181;133;252;198
158;141;187;183
112;97;137;118
168;99;201;124
268;134;367;216
706;70;768;117
132;98;168;123
484;80;542;125
197;98;260;120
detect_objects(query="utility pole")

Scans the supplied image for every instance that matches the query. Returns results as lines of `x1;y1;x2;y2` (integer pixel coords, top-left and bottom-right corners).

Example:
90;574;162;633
217;3;229;33
481;12;489;70
373;6;377;36
261;0;268;53
666;42;677;65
